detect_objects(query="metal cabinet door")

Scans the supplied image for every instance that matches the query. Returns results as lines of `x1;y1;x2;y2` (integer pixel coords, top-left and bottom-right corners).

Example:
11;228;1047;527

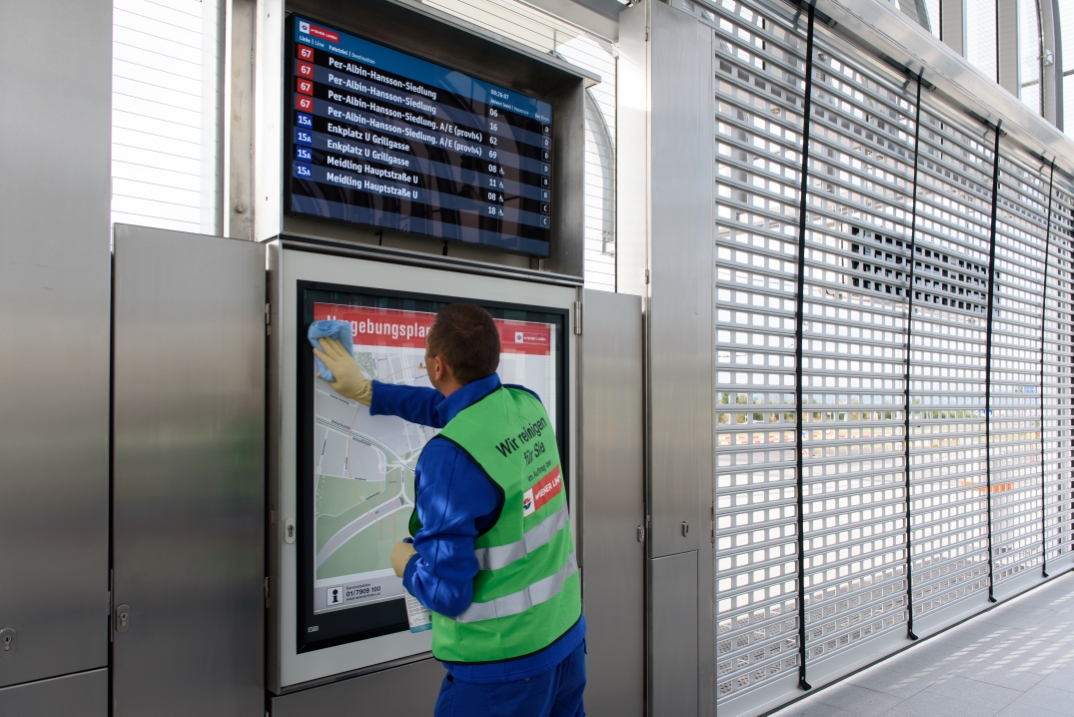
0;0;112;688
111;225;265;716
580;290;645;717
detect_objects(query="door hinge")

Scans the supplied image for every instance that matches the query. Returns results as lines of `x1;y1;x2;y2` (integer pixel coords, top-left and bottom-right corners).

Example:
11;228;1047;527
265;303;272;336
711;502;716;545
574;301;583;335
637;524;645;542
264;577;271;608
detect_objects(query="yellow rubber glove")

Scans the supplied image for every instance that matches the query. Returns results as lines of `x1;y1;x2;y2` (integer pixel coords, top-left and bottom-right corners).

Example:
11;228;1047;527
312;337;373;406
390;541;417;578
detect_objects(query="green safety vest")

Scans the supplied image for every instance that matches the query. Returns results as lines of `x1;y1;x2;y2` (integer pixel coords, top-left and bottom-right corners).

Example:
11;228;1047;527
409;386;581;663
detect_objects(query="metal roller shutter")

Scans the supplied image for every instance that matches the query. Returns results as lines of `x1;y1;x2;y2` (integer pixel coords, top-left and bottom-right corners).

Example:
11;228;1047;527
641;0;1074;711
1045;185;1074;564
907;98;994;621
798;25;915;667
990;149;1050;587
711;0;808;704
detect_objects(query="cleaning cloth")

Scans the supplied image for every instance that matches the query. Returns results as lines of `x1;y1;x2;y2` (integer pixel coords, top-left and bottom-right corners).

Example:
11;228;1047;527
308;320;354;382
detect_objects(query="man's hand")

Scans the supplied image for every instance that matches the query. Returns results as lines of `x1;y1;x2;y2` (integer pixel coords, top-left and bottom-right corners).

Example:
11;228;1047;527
313;337;373;406
391;541;417;578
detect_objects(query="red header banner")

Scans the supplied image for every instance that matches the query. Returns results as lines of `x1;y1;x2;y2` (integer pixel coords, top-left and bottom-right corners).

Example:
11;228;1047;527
313;304;553;356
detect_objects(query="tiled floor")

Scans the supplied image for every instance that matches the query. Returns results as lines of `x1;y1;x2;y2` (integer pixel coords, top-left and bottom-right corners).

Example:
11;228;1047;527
769;571;1074;717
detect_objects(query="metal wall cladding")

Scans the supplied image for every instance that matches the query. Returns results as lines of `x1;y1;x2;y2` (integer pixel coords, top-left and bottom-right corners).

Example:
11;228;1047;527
798;27;916;668
908;100;994;620
990;149;1050;588
712;0;807;704
1044;186;1074;566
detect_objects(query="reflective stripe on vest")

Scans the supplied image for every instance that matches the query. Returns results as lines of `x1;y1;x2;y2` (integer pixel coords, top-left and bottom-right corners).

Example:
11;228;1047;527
472;501;569;571
455;551;578;623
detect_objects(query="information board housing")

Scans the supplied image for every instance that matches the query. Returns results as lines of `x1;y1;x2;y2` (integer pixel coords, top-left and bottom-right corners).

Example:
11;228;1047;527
262;0;595;277
267;243;580;692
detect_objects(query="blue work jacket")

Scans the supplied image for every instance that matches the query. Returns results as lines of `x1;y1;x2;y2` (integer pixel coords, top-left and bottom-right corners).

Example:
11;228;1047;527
370;372;586;683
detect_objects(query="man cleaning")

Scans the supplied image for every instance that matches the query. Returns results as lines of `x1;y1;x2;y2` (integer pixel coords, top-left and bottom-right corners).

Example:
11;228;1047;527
312;303;586;717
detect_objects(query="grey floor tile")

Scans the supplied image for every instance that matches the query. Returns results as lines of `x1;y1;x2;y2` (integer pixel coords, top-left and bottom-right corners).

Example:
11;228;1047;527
1037;663;1074;693
878;691;1000;717
920;676;1021;709
847;666;937;699
960;666;1048;693
812;684;904;717
1012;684;1074;716
873;654;936;678
772;699;860;717
993;701;1068;717
976;608;1057;630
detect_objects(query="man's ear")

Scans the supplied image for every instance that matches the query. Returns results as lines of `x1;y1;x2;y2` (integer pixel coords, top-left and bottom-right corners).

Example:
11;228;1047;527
430;354;448;382
436;355;454;383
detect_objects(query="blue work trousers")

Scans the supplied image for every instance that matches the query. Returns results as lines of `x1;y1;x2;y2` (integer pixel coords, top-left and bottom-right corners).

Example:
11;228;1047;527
433;642;586;717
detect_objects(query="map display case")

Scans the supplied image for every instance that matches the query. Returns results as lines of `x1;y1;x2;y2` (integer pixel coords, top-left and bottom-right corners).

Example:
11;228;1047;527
267;242;579;691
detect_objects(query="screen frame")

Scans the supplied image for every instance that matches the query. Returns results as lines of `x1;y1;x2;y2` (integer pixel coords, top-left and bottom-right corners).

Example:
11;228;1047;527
294;279;570;654
282;12;556;258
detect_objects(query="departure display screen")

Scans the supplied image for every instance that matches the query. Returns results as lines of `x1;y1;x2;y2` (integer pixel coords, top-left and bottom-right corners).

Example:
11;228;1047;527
286;16;554;256
296;282;567;652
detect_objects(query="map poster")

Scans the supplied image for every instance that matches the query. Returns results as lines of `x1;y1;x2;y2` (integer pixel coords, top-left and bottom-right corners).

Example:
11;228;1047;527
310;303;559;615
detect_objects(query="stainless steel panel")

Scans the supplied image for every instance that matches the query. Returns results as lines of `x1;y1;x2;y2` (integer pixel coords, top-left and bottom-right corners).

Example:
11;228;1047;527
996;0;1018;95
695;25;716;717
0;669;107;717
650;551;698;717
580;290;644;717
112;226;265;717
271;659;442;716
939;0;965;55
227;0;257;241
0;0;111;687
615;2;649;298
647;0;711;559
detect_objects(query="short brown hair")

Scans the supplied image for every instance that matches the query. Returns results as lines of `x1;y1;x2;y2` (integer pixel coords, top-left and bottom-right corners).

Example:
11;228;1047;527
427;303;500;384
